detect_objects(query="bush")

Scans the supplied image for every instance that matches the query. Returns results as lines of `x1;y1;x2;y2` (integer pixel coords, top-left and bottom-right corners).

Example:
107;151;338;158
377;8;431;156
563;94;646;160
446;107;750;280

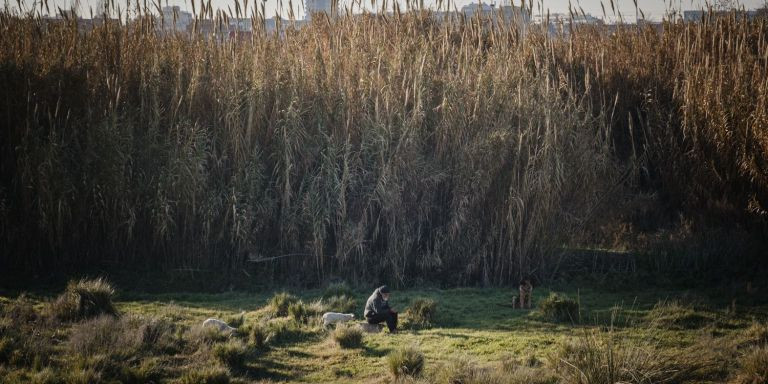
646;300;712;330
322;282;354;299
386;345;425;378
268;292;299;317
733;346;768;384
324;295;358;314
48;278;117;321
332;324;363;348
538;293;579;323
212;339;249;369
176;365;231;384
404;298;437;329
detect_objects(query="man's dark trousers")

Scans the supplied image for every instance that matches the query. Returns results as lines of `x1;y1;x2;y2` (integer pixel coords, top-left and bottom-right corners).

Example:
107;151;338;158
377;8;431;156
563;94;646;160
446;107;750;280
366;311;398;332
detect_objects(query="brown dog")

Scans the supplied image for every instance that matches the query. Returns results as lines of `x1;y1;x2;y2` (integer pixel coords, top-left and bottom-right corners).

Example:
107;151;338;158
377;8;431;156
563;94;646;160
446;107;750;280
519;278;533;309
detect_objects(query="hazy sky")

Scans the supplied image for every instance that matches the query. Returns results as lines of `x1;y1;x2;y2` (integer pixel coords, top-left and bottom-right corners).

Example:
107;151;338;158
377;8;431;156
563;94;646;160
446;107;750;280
8;0;767;21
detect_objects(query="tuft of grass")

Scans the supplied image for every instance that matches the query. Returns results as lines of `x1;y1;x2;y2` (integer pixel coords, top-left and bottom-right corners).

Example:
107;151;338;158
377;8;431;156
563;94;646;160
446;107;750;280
404;298;437;329
386;345;425;379
288;301;308;323
742;321;768;346
175;365;231;384
733;346;768;384
48;278;117;322
431;355;491;384
538;293;579;323
332;324;364;349
268;292;299;317
552;331;699;384
646;300;713;330
248;322;268;349
225;312;245;329
67;314;178;359
186;324;230;346
212;339;249;369
264;318;312;345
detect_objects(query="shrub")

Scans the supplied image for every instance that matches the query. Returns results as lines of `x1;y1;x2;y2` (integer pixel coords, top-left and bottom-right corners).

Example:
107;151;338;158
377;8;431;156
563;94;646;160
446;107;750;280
404;298;437;329
48;278;117;321
176;365;231;384
332;324;364;348
268;292;299;317
288;301;308;322
322;282;354;299
324;295;358;314
646;300;712;330
386;345;425;378
732;346;768;384
212;339;249;369
538;293;579;323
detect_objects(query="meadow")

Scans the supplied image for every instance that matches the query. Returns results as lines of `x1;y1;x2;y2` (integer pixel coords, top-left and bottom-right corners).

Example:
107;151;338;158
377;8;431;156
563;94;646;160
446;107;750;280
2;2;768;383
1;278;768;383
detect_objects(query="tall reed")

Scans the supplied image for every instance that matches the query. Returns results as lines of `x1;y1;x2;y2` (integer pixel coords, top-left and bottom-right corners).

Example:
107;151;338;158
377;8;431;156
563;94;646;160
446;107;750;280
0;5;764;285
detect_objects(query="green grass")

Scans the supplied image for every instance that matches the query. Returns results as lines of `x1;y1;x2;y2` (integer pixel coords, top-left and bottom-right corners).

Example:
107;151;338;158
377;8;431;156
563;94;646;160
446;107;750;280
1;284;767;383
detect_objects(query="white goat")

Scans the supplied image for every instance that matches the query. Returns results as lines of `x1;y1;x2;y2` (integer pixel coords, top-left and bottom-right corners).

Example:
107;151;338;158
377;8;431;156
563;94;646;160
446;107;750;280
322;312;355;327
202;318;237;333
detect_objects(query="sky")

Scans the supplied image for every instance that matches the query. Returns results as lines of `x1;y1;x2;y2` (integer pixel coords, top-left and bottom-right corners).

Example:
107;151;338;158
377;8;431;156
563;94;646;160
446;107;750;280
6;0;767;21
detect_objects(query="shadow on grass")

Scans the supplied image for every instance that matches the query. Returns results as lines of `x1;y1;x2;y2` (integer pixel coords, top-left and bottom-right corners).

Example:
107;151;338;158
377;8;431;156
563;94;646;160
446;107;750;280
243;357;306;381
363;345;390;358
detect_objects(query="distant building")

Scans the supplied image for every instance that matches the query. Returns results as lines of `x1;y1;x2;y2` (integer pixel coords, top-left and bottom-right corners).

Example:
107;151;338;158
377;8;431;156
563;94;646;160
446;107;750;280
160;6;193;32
683;9;759;22
459;2;530;24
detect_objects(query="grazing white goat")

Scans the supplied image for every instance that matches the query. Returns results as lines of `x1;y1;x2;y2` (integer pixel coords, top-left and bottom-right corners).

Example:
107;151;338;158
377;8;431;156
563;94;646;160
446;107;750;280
322;312;355;327
202;318;237;333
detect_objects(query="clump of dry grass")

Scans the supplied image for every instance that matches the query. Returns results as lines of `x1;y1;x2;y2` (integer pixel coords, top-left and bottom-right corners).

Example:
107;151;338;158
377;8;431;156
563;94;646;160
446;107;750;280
47;278;117;322
331;324;364;348
732;346;768;384
551;331;702;384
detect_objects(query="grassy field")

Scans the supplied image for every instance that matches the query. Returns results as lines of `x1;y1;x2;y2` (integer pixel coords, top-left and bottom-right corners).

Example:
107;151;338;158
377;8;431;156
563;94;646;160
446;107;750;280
2;280;767;383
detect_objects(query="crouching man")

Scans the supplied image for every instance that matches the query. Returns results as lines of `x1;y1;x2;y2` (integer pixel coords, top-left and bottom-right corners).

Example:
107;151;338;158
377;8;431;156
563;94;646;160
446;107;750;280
364;285;397;333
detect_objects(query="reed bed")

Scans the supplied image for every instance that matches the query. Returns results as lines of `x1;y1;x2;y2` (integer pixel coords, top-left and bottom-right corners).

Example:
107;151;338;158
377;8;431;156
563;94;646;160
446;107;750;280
0;5;765;285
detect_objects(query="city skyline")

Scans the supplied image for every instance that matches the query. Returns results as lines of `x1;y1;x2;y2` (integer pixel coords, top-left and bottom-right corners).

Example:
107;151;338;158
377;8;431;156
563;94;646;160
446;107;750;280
7;0;767;21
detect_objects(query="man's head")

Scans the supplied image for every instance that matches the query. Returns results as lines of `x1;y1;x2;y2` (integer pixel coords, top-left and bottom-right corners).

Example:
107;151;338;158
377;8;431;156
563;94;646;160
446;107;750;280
379;285;391;300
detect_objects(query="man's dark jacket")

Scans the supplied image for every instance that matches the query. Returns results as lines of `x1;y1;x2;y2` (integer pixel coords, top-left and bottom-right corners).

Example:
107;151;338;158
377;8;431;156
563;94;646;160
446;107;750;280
364;286;391;318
